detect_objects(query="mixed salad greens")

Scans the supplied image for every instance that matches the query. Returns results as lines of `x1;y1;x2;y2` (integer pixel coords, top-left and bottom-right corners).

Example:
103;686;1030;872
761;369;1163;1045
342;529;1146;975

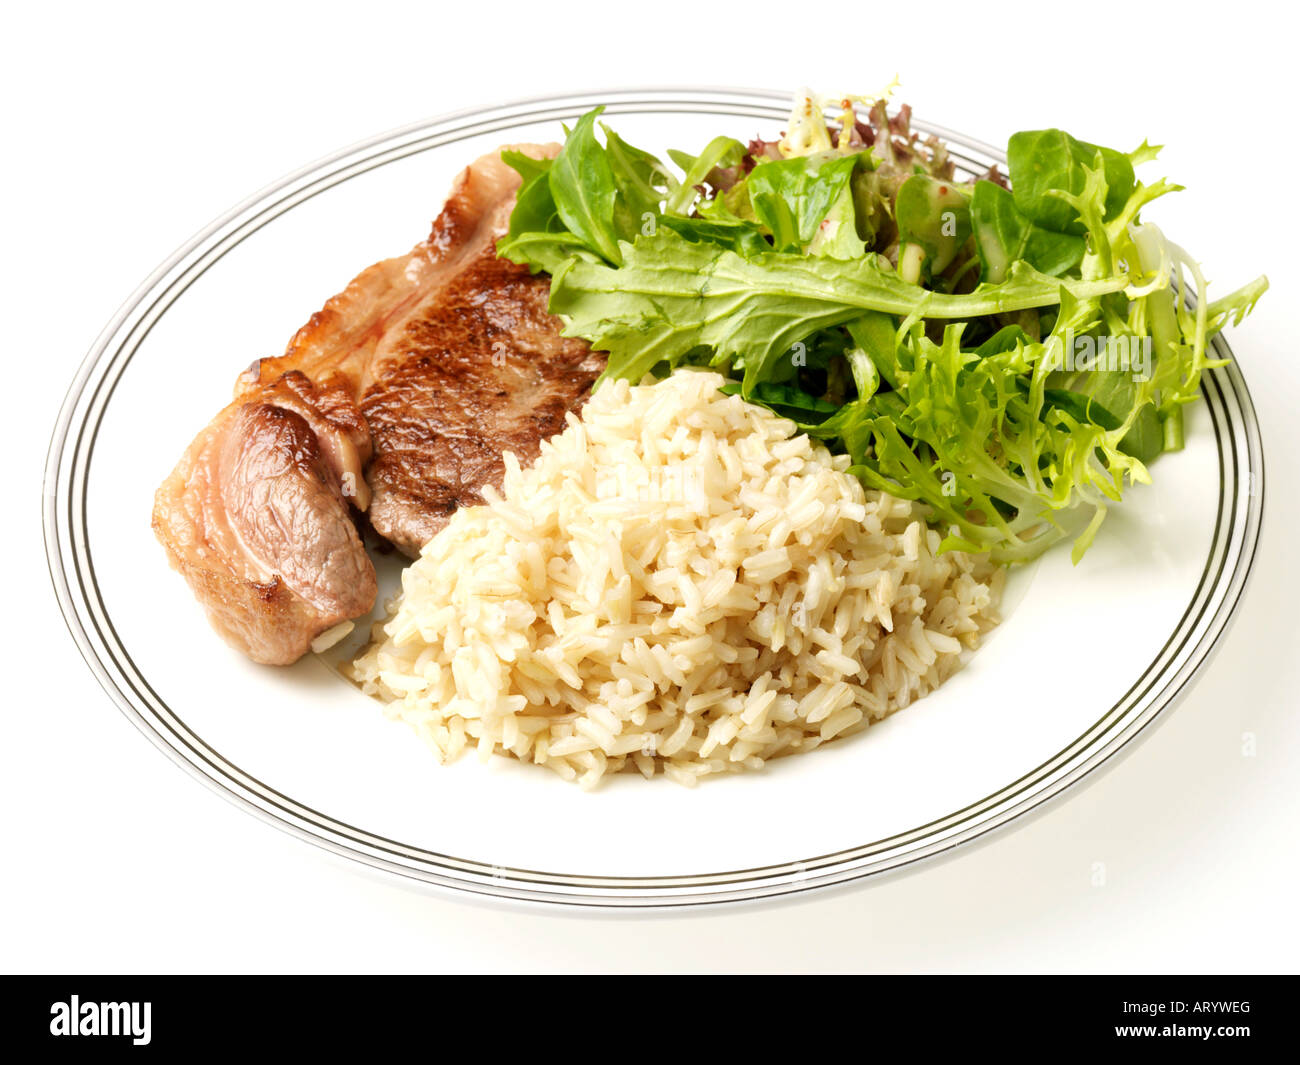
498;90;1267;562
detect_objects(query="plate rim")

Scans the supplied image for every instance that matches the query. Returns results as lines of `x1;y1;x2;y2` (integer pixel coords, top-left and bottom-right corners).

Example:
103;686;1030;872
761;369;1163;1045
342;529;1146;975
43;86;1267;908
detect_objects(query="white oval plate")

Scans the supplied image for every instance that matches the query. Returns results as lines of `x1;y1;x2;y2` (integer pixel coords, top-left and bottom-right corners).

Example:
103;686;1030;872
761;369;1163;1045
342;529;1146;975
44;89;1265;907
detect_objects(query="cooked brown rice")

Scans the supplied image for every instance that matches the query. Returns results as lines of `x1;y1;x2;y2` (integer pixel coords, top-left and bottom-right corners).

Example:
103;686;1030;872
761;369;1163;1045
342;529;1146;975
351;370;1003;787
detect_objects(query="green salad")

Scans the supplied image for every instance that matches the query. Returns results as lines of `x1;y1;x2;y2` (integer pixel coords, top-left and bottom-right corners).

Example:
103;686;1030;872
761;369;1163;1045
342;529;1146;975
498;91;1267;562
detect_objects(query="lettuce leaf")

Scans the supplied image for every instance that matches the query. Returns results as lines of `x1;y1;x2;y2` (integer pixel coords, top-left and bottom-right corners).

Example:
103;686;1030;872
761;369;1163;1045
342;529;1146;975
1006;128;1135;233
971;180;1084;283
895;174;972;276
549;228;1128;390
745;152;867;256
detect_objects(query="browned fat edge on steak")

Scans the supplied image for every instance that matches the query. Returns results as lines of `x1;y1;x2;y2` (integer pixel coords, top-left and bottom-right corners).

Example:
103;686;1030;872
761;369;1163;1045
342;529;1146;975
153;144;605;663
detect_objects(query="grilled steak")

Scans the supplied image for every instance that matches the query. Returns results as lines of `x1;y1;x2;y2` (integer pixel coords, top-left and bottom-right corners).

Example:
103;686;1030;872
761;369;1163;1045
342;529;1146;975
238;143;604;554
154;144;604;663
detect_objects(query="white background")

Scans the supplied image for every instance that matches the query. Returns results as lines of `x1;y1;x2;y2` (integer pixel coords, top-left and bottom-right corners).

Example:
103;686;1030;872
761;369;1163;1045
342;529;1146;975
6;1;1297;973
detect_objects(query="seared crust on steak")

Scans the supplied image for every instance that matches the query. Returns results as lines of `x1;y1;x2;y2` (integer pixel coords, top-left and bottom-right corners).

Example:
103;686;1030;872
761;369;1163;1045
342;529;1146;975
360;247;602;555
